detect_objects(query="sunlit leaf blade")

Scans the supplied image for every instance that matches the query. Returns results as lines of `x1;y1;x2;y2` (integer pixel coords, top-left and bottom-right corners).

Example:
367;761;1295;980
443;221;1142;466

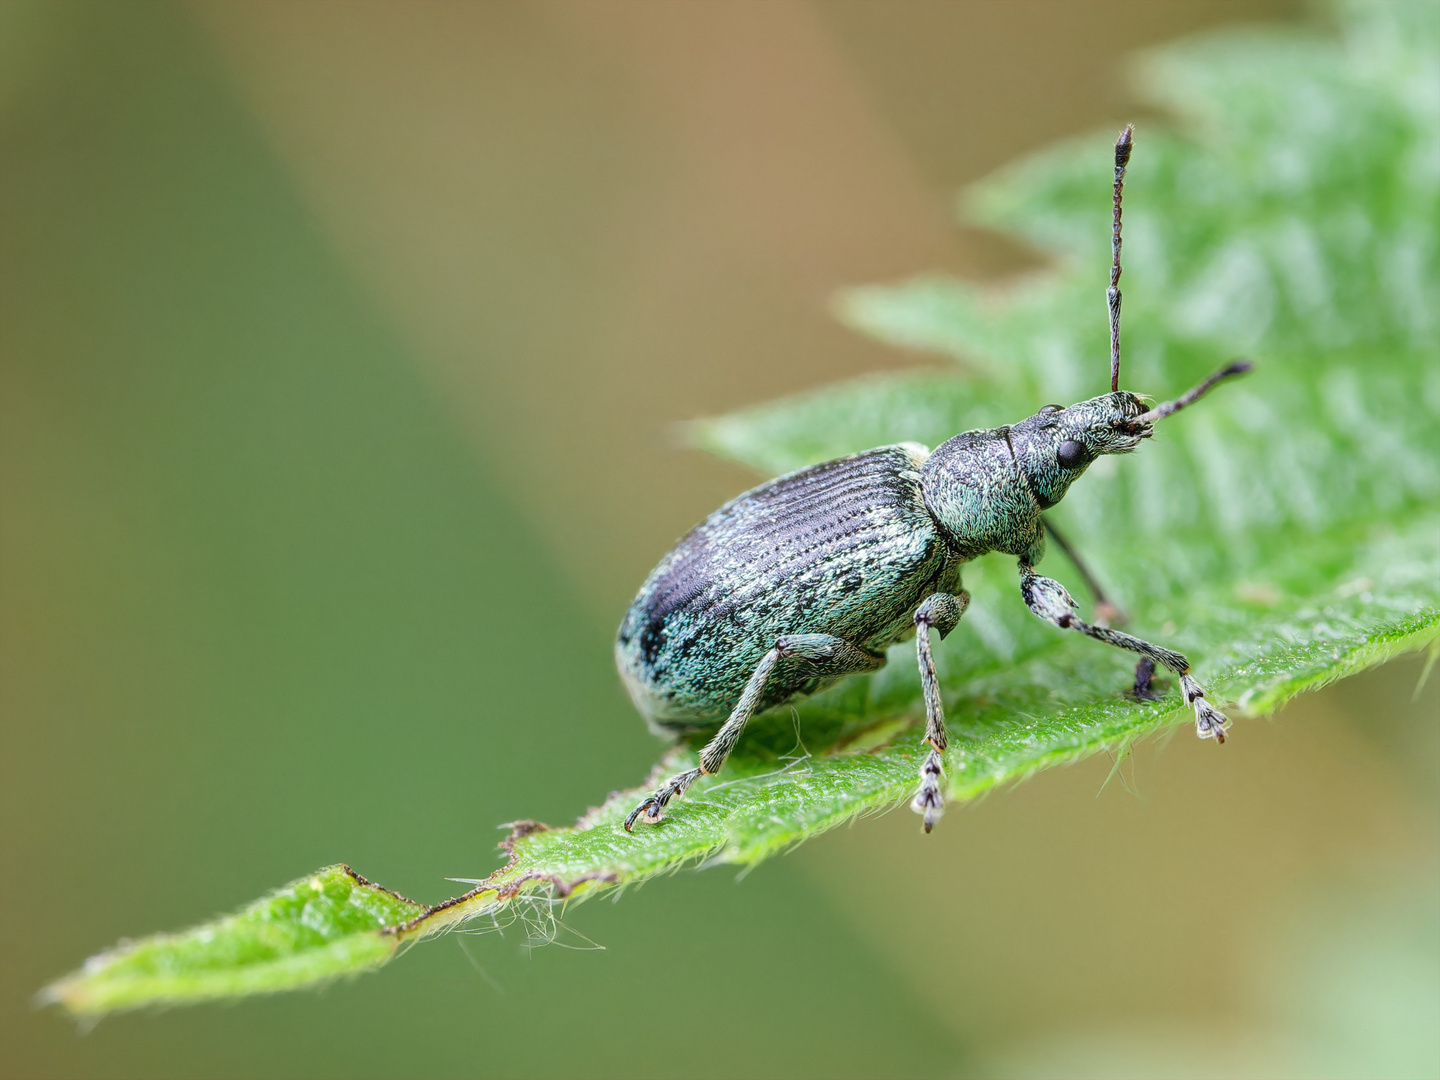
44;1;1440;1017
41;866;422;1016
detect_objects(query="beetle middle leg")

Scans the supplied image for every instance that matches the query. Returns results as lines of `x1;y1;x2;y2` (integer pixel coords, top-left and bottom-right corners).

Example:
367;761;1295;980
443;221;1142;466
623;634;883;831
911;590;971;833
1018;564;1232;741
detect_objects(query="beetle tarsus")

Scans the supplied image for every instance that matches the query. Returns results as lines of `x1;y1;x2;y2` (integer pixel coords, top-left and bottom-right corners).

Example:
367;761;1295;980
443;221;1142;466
912;747;946;833
623;798;655;832
623;797;661;832
623;768;704;831
1182;673;1232;742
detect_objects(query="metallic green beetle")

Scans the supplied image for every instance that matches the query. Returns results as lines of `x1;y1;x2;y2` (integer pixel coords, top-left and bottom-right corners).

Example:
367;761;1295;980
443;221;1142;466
617;126;1250;832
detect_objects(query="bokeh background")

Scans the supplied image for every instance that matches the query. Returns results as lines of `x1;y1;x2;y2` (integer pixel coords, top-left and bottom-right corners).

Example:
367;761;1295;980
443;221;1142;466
2;2;1436;1077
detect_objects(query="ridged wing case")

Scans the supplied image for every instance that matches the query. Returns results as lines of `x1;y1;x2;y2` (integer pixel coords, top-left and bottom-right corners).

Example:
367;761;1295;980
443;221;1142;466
616;444;960;729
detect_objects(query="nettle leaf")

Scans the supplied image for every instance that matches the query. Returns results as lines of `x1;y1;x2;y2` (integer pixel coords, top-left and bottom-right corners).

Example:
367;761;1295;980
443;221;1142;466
47;1;1440;1016
42;867;424;1016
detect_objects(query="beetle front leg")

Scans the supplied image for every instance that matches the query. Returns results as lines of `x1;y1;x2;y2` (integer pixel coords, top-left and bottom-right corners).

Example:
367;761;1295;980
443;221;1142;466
911;590;970;833
1018;565;1232;742
624;634;882;831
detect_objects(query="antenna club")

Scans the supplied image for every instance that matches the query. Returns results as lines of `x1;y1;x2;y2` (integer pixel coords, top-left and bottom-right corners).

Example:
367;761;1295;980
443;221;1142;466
1115;125;1134;168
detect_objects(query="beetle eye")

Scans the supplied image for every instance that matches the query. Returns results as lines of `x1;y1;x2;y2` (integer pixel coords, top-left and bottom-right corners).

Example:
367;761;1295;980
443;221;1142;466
1056;439;1086;469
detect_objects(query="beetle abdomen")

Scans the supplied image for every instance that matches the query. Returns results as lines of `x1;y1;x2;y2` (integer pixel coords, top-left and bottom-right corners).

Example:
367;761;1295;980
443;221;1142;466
616;444;959;729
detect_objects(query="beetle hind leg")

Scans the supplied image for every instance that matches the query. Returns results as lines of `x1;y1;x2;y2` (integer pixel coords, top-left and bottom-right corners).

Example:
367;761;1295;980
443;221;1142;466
623;634;883;831
911;590;971;833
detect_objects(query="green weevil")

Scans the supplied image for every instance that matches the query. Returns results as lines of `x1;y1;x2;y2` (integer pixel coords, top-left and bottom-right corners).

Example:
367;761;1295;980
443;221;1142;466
616;126;1252;833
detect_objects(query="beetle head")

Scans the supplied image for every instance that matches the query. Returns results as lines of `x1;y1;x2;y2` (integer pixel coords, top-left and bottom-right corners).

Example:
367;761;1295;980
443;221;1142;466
1011;359;1254;509
1004;126;1253;513
1009;391;1151;508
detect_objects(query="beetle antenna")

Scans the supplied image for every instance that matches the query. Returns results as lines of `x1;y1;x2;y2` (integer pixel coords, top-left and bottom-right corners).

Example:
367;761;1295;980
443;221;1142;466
1135;360;1253;423
1108;125;1132;393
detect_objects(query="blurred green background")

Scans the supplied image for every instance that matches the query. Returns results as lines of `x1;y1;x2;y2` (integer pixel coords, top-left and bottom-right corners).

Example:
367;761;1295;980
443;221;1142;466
2;2;1436;1077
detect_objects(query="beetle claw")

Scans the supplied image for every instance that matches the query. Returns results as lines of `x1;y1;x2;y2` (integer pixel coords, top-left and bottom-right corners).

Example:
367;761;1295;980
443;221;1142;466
911;747;946;833
623;797;660;832
623;794;666;832
623;768;703;832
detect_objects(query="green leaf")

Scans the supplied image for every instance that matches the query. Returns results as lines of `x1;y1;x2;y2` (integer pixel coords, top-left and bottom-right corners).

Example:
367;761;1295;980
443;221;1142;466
40;866;422;1016
45;1;1440;1017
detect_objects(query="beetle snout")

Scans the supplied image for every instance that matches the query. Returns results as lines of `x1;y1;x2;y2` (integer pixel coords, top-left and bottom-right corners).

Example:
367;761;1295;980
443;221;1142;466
1117;416;1154;438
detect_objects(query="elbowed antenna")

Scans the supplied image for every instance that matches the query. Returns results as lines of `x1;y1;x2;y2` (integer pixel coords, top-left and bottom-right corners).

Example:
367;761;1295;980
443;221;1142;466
1135;360;1254;424
1109;125;1133;394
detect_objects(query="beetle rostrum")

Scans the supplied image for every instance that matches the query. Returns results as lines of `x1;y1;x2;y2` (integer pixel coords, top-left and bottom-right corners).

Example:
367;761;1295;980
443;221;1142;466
615;126;1252;834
